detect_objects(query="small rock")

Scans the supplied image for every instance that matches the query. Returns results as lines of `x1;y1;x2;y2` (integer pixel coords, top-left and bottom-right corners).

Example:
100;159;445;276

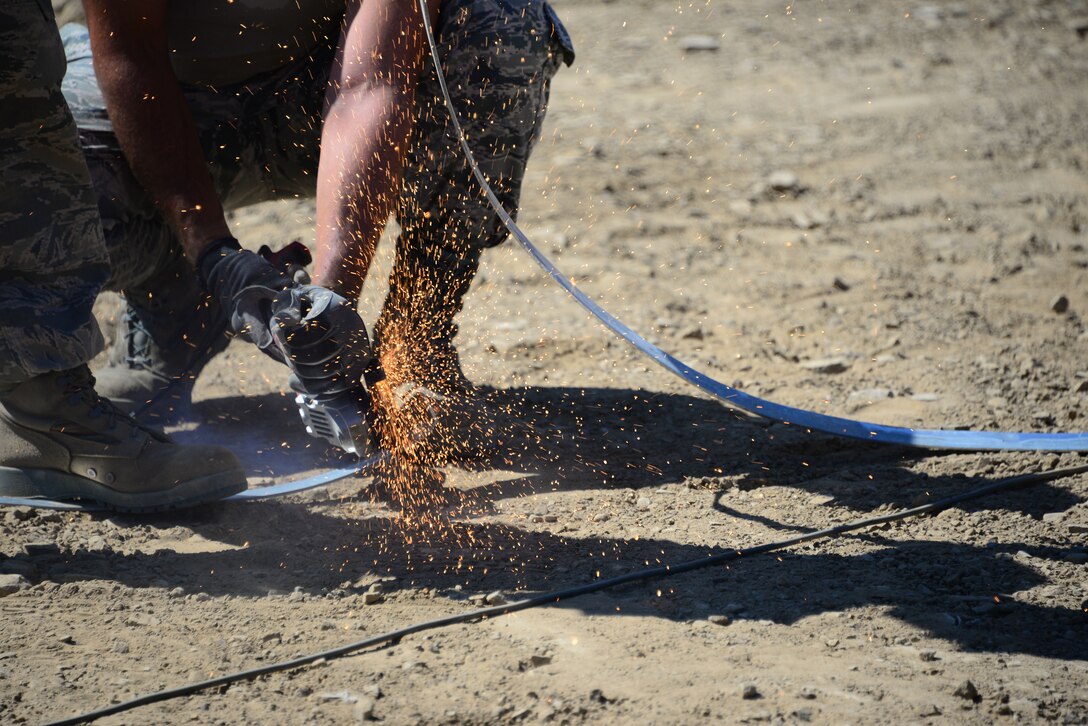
1041;512;1065;524
742;684;760;700
825;638;839;648
635;496;652;511
112;640;130;654
320;691;359;703
591;512;611;523
22;542;58;556
918;704;943;717
799;687;818;700
362;591;384;605
485;590;507;606
167;587;185;599
767;170;800;193
800;357;849;374
847;388;893;410
529;654;553;667
0;574;30;598
832;277;851;291
678;35;721;52
681;324;706;341
918;650;938;662
58;634;76;645
953;680;980;701
352;696;377;722
708;614;732;626
1050;295;1070;314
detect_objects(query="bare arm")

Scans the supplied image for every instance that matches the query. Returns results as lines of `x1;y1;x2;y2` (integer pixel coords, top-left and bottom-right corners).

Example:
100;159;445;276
313;0;443;300
83;0;231;263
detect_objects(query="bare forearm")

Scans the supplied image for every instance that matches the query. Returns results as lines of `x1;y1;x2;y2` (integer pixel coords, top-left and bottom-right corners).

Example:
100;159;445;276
312;0;442;301
91;45;230;261
314;84;416;300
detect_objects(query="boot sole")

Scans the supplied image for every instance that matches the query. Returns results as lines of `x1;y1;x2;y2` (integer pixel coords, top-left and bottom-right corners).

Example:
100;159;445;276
0;466;247;513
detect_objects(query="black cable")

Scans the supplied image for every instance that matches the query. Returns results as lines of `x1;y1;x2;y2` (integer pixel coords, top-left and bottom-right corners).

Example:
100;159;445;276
44;462;1088;726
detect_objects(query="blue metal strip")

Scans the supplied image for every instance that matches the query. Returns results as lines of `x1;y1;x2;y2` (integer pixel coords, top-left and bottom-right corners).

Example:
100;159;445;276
418;3;1088;452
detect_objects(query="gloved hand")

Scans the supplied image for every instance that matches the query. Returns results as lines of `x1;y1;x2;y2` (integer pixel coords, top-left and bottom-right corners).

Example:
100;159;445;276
197;238;373;396
270;284;373;397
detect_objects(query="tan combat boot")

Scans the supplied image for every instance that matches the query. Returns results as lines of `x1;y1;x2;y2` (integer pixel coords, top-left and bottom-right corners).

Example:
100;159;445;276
0;365;246;512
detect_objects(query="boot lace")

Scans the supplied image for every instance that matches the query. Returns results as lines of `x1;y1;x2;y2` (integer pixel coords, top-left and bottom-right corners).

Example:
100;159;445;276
56;367;161;440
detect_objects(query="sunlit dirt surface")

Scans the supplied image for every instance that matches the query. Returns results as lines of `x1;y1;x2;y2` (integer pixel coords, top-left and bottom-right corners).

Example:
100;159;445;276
3;1;1086;723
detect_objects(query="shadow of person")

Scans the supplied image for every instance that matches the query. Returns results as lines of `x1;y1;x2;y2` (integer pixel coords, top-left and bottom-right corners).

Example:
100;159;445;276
10;489;1083;662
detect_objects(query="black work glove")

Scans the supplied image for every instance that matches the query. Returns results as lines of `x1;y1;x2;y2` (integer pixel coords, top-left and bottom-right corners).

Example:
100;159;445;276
197;238;372;396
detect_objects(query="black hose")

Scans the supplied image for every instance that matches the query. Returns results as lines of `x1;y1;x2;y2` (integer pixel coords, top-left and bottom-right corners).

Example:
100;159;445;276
44;463;1088;726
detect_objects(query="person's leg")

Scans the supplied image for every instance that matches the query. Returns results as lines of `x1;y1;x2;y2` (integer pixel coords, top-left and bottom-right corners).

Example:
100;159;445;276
0;3;246;510
379;0;573;457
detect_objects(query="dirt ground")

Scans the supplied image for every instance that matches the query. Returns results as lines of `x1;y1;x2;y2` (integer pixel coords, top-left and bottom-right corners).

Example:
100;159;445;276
3;1;1087;723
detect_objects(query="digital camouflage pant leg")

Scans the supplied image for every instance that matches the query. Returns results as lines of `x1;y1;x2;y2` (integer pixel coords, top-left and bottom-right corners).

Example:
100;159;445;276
0;0;109;392
398;0;574;255
60;0;573;293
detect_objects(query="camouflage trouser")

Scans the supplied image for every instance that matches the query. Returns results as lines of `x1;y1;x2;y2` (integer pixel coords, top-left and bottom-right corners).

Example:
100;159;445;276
61;0;574;295
0;0;109;393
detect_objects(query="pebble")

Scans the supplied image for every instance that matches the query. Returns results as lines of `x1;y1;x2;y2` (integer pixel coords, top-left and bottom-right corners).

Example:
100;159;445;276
708;614;732;626
485;591;507;606
832;277;851;291
846;388;893;410
635;496;652;511
363;591;384;605
918;650;938;662
742;684;760;700
352;696;377;722
320;690;360;703
678;35;721;52
767;170;801;193
0;574;30;597
800;357;849;374
22;542;58;556
1050;295;1069;314
1041;512;1065;524
953;679;980;701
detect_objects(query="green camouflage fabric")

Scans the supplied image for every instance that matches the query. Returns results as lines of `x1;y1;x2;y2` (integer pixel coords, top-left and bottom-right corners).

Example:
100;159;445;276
60;0;573;293
0;0;109;392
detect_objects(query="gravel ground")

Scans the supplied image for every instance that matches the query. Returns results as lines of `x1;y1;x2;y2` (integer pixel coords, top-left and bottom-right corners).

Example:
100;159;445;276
3;1;1087;723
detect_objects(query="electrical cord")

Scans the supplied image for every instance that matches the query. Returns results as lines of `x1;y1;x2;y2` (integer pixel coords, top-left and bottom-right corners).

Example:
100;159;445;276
44;462;1088;725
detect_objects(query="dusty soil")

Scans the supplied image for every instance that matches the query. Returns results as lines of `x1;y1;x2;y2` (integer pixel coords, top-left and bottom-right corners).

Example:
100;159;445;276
3;1;1088;723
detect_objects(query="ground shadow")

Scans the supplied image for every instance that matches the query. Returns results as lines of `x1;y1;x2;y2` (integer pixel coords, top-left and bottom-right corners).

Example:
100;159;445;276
8;482;1083;662
186;386;1081;519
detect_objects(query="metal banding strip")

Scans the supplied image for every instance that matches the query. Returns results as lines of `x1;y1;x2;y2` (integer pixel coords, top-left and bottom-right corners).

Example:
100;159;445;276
418;2;1088;452
0;454;386;511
